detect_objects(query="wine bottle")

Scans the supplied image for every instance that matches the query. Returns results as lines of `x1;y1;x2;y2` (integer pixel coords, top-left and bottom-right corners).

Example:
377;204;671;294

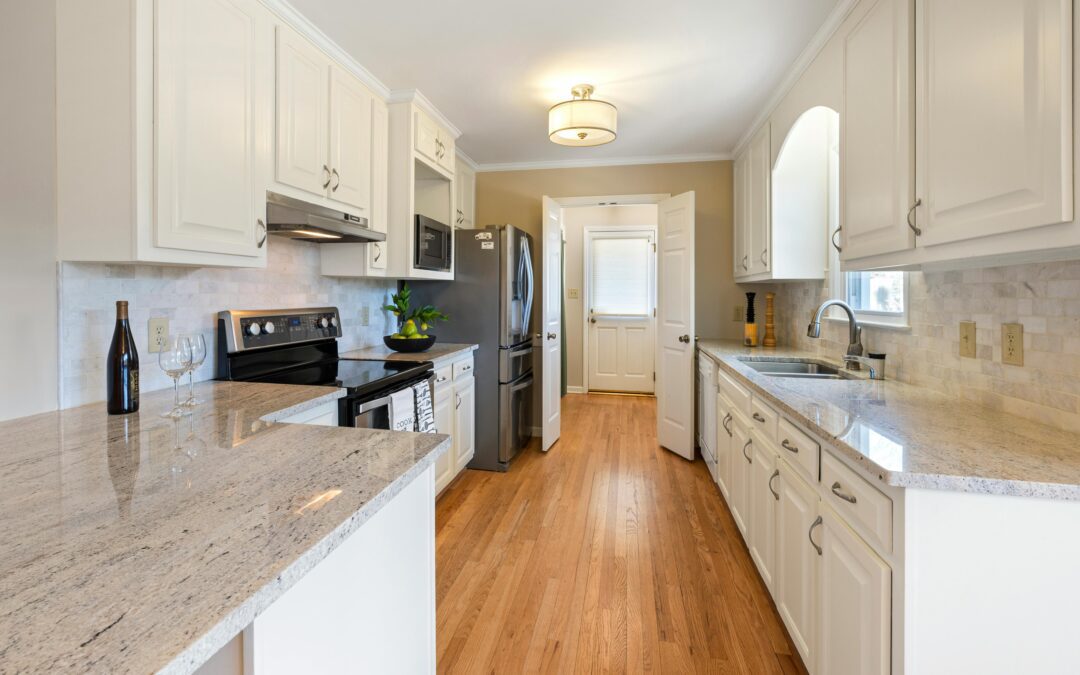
107;300;140;414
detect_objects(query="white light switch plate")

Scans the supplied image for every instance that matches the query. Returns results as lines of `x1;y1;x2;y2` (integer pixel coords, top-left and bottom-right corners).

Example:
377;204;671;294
567;288;579;299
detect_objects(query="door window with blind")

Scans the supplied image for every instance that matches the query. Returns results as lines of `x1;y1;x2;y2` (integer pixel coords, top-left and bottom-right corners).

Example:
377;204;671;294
589;232;654;316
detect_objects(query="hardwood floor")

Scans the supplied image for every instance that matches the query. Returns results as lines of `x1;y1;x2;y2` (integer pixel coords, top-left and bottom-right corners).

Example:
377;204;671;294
435;393;808;674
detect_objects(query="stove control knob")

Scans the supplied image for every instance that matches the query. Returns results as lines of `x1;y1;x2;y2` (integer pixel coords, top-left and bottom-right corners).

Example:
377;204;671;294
246;322;262;336
263;321;276;335
330;316;338;328
318;317;329;329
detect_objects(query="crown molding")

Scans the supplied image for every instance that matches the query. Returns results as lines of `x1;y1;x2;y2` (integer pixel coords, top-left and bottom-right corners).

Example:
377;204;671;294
455;148;480;171
260;0;391;100
387;89;463;139
474;152;731;173
730;0;859;158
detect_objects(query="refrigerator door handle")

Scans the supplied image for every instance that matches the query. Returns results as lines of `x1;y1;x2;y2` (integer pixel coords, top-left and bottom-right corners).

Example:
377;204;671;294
521;236;534;336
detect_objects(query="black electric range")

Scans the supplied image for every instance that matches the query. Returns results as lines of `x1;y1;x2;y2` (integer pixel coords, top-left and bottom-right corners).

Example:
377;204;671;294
216;307;432;427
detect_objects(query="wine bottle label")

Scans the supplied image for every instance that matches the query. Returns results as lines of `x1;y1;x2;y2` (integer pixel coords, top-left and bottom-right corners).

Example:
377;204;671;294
130;370;139;406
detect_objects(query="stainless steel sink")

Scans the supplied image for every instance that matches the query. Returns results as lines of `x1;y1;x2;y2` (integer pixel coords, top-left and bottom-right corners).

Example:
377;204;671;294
737;358;856;380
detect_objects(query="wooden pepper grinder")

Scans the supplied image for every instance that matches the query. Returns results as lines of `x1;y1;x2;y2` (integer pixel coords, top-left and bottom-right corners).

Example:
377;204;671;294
763;292;777;348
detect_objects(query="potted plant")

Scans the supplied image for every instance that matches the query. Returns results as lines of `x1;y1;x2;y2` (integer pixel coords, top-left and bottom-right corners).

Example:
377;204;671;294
382;284;449;352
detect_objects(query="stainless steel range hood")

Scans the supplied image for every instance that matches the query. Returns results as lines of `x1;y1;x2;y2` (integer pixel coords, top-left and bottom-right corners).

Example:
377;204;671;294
265;191;386;243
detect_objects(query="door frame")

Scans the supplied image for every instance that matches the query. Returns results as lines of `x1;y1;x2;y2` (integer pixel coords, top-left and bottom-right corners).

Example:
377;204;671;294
581;224;658;393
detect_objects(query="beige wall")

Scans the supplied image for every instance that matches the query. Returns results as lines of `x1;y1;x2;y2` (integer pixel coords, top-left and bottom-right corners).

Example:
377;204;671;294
1;2;59;420
476;161;743;355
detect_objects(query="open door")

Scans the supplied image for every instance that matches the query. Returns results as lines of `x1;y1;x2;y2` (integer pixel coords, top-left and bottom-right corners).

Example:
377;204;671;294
540;197;563;451
656;192;695;460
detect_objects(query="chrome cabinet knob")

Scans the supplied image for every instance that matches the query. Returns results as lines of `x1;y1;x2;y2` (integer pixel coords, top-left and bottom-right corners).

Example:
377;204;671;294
547;332;557;340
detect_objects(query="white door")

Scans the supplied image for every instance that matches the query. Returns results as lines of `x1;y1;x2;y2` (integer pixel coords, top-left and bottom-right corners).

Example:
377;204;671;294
586;229;656;394
432;378;455;494
656;192;695;460
841;0;915;260
540;197;562;452
275;25;330;197
729;414;751;535
915;0;1073;246
748;123;772;274
454;375;476;471
154;0;266;257
748;435;778;591
817;505;891;675
328;65;372;213
776;458;818;665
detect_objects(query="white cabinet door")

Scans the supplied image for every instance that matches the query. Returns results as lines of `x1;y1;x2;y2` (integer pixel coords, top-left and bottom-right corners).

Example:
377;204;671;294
433;379;456;494
817;505;891;675
728;415;751;536
715;396;733;498
328;65;372;213
453;375;475;471
368;98;389;272
914;0;1073;246
702;361;717;460
154;0;266;257
454;162;476;228
748;434;777;590
748;124;772;275
414;110;440;165
438;130;456;174
276;25;330;198
776;459;818;667
841;0;915;260
733;151;751;276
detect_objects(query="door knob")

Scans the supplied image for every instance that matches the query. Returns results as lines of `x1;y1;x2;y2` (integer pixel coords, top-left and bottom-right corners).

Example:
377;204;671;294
547;332;557;340
678;334;690;343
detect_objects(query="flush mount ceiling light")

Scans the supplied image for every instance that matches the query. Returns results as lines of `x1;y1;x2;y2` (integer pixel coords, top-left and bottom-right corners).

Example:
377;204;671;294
548;84;617;147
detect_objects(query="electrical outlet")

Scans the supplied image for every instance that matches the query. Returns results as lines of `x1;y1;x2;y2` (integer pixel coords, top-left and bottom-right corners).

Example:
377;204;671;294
733;304;744;322
1002;323;1024;366
148;317;169;353
359;305;370;327
567;288;580;300
959;321;976;358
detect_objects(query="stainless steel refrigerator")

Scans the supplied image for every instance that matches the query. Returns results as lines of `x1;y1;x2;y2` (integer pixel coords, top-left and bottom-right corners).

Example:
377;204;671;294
410;225;534;471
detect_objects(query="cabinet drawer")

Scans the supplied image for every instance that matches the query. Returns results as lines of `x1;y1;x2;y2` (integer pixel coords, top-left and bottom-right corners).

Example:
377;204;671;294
434;365;453;387
749;396;778;442
718;369;751;418
453;355;474;381
777;418;820;484
821;451;893;554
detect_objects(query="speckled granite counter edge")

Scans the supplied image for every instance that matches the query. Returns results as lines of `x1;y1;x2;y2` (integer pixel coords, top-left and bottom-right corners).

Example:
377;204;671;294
160;433;450;675
257;388;347;423
697;345;1080;501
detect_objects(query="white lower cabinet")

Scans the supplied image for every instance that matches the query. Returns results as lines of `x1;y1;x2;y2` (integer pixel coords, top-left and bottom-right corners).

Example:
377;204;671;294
432;353;477;494
817;505;891;675
728;413;752;536
432;373;456;492
714;394;733;499
775;458;819;667
453;374;476;472
748;432;778;591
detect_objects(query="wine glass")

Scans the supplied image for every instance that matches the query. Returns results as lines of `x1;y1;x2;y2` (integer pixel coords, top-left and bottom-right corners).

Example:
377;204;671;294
180;333;207;407
158;335;192;418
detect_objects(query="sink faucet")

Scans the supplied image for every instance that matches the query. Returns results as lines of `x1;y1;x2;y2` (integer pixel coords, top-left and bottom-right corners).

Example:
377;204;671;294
807;299;864;369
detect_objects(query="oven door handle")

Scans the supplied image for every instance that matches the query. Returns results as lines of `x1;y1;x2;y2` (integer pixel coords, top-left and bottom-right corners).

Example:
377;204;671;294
355;395;392;415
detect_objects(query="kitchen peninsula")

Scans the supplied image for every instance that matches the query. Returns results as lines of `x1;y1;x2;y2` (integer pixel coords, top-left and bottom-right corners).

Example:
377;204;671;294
0;381;449;674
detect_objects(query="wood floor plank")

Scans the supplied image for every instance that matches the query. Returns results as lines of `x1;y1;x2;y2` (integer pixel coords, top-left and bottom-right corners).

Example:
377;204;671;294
435;394;808;675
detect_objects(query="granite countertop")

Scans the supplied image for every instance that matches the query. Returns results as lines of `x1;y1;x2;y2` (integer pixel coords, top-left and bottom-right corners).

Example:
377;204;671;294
0;381;450;674
340;342;478;363
698;339;1080;501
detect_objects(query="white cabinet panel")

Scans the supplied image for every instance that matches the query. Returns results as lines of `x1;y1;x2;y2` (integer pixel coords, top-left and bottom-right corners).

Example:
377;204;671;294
154;0;265;258
915;0;1073;246
433;378;455;494
328;66;372;213
728;415;752;536
369;98;389;272
454;375;475;471
414;110;440;166
748;434;777;591
275;25;330;198
733;151;750;276
841;0;915;260
817;505;891;675
748;124;772;275
776;459;818;667
715;395;733;498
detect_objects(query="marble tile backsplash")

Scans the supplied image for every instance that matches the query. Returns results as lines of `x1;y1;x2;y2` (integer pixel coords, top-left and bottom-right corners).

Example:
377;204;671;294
773;260;1080;433
60;238;395;409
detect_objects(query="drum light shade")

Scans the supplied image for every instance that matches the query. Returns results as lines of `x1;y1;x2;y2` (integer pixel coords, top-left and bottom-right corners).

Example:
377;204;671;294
548;84;617;147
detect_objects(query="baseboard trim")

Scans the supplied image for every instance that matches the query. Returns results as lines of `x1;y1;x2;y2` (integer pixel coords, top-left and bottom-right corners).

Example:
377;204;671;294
566;386;586;394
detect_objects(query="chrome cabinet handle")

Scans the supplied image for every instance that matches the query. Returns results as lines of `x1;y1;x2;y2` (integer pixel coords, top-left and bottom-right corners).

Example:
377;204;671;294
769;469;780;501
831;481;857;504
547;332;557;340
722;413;733;437
322;165;332;189
760;249;768;265
256;219;266;248
455;393;461;409
752;412;766;423
831;226;843;253
331;168;340;192
742;439;752;463
907;198;923;236
372;242;382;262
678;334;690;343
461;364;471;372
808;515;823;555
741;255;748;270
436;375;448;383
781;438;799;454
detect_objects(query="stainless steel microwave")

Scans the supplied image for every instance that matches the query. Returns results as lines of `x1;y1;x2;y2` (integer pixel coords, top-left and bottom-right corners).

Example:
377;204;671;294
414;215;452;271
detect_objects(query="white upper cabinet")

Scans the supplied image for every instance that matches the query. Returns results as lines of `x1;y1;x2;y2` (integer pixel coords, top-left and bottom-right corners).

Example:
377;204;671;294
414;108;456;177
329;66;373;212
914;0;1073;246
454;158;476;229
275;25;331;199
368;98;390;273
840;0;915;262
733;151;751;276
748;124;772;276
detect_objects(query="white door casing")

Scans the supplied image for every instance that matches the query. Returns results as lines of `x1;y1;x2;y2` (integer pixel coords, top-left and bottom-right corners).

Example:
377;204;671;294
585;228;656;394
541;197;562;452
656;192;695;460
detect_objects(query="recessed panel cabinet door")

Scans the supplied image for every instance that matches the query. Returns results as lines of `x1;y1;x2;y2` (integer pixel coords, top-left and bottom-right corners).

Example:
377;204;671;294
817;506;891;675
776;460;818;667
276;25;330;198
748;436;777;590
841;0;915;260
749;124;771;274
728;416;751;536
433;379;455;494
328;66;373;213
154;0;266;257
915;0;1073;246
454;375;475;471
733;151;750;276
368;99;389;272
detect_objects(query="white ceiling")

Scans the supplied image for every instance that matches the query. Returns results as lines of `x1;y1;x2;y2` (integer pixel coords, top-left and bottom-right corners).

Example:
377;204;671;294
288;0;840;167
